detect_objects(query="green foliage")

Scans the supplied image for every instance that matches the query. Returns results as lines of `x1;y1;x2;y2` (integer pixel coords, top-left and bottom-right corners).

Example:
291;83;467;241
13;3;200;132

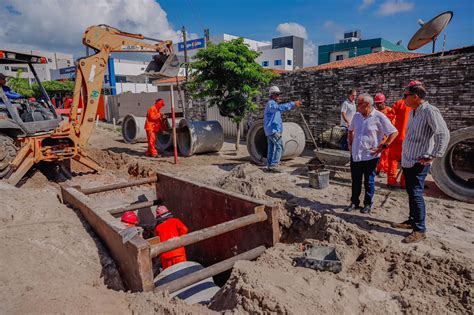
7;70;34;97
188;38;278;123
33;80;74;98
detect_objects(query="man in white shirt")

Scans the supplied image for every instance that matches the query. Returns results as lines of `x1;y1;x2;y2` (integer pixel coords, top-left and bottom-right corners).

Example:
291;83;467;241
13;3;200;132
345;93;398;214
340;89;357;150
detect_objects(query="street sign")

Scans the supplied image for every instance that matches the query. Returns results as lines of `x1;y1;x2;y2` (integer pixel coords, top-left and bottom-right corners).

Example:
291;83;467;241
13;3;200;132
177;38;206;52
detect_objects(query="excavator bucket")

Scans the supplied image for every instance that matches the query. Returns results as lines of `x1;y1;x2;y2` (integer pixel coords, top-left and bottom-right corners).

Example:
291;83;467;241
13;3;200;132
144;54;180;79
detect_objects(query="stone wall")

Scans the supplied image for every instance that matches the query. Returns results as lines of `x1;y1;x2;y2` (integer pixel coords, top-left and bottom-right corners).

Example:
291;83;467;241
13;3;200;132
186;46;474;142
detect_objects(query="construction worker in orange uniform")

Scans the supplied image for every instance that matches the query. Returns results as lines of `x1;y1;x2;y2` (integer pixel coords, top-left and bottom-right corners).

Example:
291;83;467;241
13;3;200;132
387;99;412;188
374;93;395;177
154;205;188;269
121;211;138;227
145;98;166;157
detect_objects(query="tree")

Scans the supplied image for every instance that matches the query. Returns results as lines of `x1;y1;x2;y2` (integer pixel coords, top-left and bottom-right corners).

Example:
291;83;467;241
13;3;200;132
7;70;34;97
188;38;278;150
32;80;74;98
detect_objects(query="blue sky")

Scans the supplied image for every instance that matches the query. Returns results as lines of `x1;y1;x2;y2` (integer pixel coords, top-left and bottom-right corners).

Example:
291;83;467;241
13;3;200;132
1;0;473;66
160;0;473;60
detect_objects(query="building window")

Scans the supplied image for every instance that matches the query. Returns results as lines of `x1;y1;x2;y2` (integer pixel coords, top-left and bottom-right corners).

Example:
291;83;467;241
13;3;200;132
4;66;9;70
11;66;28;72
336;55;344;61
115;75;127;83
287;60;292;66
274;60;282;66
261;61;269;67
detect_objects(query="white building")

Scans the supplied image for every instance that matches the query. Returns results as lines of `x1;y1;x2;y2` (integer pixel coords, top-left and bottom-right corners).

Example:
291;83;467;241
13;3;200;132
0;47;73;83
111;58;157;94
173;33;298;71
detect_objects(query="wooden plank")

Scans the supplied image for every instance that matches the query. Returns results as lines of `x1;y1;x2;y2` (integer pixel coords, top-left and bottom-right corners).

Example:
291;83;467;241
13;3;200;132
149;212;267;258
80;176;157;195
60;185;154;292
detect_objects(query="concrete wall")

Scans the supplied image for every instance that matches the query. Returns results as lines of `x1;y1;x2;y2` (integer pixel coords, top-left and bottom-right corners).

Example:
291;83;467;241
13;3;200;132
187;47;474;141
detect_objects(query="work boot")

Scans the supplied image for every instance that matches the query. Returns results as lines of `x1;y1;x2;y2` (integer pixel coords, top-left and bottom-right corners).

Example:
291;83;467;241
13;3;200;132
360;204;372;214
402;231;426;243
267;165;282;173
345;204;359;212
391;220;412;229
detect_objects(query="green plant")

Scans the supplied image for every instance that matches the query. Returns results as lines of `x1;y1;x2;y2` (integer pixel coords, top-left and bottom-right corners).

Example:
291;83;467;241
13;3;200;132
188;38;278;149
7;70;34;97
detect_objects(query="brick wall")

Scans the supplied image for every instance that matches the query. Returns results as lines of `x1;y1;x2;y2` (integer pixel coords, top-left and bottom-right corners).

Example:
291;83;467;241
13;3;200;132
186;47;474;141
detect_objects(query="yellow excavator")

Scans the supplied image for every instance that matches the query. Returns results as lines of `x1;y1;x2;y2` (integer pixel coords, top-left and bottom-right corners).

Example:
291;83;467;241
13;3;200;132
0;25;179;185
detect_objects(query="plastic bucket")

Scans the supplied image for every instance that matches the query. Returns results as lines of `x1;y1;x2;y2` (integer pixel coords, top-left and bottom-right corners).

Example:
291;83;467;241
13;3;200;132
308;170;330;189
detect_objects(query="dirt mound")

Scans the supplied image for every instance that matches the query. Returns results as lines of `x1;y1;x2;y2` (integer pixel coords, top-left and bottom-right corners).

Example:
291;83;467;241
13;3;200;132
216;163;278;199
210;207;472;314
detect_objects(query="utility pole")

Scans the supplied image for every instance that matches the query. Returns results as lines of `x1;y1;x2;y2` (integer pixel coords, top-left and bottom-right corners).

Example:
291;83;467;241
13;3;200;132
181;26;188;83
204;28;210;46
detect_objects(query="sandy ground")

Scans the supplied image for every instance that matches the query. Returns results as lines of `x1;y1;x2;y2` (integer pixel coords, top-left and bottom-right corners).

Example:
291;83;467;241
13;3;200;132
0;125;472;314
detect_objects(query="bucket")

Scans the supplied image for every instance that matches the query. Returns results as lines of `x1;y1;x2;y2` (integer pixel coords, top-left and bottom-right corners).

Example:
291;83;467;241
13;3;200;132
308;170;330;189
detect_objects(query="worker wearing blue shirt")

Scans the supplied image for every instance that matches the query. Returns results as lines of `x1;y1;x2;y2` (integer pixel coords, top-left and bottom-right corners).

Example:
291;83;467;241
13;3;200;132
263;86;302;172
0;73;22;100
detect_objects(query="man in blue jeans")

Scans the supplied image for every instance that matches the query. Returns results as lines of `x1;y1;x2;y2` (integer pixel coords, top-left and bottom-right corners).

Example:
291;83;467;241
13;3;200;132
263;86;301;172
345;93;398;214
392;81;449;243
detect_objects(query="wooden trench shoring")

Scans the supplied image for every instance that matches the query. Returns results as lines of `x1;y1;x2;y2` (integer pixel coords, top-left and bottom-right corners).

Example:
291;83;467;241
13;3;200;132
60;172;279;293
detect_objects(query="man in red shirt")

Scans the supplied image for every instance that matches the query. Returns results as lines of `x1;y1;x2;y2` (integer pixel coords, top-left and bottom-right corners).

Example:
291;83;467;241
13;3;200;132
145;99;166;157
387;99;412;188
154;205;188;269
374;93;395;177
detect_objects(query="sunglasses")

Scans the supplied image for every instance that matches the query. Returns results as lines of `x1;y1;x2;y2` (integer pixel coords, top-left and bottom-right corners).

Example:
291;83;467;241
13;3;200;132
403;93;414;99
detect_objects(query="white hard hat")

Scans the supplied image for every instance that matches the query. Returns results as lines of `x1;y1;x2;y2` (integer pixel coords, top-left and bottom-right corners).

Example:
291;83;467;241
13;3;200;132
269;86;281;95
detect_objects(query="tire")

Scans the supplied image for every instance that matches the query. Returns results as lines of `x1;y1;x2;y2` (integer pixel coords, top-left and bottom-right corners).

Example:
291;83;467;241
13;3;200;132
432;127;474;203
0;134;18;179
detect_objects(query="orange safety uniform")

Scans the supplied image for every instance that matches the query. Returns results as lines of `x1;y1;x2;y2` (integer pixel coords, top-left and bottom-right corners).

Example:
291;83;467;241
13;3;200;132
145;99;166;157
387;99;412;187
154;217;188;269
376;106;396;174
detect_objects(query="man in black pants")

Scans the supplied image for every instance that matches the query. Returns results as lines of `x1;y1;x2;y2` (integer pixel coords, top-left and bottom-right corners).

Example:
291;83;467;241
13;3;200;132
345;93;398;214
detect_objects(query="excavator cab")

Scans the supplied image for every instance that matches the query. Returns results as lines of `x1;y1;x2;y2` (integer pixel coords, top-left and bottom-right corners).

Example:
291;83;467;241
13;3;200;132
144;53;180;79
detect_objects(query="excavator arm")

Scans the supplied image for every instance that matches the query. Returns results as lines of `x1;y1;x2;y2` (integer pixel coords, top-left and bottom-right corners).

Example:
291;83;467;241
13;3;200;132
69;25;179;146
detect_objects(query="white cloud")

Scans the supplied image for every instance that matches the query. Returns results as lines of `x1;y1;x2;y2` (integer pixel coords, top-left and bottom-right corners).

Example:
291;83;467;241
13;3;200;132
323;21;344;40
0;0;187;57
359;0;375;11
377;0;414;16
276;22;316;67
276;23;308;40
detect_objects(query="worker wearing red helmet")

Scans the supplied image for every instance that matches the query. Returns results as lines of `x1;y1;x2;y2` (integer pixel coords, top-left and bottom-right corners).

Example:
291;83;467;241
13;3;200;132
374;93;395;177
387;98;412;188
154;205;188;269
145;98;167;157
121;211;138;228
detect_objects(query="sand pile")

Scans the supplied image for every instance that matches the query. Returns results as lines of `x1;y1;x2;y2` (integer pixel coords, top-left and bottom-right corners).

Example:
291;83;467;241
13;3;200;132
216;164;279;199
210;206;472;314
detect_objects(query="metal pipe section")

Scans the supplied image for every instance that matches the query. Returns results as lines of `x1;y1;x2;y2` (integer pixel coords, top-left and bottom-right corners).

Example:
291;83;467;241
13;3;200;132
80;176;157;195
108;199;160;216
155;246;266;294
150;211;267;258
121;114;147;143
246;121;306;164
177;119;224;156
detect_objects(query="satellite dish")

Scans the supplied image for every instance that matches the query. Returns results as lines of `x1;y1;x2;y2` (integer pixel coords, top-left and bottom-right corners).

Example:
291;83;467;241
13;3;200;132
408;11;453;53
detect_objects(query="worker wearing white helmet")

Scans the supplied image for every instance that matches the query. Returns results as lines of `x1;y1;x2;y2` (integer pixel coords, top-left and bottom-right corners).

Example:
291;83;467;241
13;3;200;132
263;85;302;172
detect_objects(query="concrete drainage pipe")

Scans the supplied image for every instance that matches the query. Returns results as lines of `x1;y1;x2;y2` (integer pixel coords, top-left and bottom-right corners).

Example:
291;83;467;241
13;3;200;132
156;118;183;151
121;114;147;144
432;126;474;203
177;119;224;156
247;121;306;165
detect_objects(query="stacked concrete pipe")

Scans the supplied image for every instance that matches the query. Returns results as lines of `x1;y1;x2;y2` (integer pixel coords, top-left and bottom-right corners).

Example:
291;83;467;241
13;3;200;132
246;121;306;165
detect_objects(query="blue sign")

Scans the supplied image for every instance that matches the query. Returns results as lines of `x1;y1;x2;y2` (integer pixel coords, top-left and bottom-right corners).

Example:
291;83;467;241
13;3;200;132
178;38;206;52
59;66;76;75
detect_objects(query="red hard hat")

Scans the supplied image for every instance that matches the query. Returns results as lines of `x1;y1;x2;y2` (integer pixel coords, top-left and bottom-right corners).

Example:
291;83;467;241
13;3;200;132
374;93;386;103
156;205;170;217
405;80;423;89
121;211;138;225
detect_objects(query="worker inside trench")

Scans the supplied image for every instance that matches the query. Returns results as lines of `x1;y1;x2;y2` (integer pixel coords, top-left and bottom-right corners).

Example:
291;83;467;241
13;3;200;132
120;204;224;305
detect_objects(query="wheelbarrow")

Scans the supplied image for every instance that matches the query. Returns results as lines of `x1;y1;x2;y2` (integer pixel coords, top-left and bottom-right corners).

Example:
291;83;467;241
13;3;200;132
307;149;351;174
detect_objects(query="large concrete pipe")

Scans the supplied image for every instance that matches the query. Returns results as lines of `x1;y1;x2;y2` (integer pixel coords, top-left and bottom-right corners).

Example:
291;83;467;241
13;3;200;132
156;118;183;151
121;114;147;144
247;121;306;164
177;120;224;156
432;126;474;203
